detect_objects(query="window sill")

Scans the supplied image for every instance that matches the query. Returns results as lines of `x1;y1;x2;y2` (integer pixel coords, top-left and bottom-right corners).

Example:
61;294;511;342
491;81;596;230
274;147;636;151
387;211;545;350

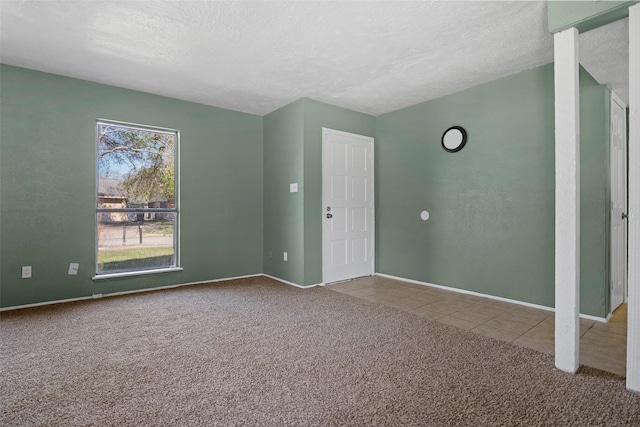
92;267;183;281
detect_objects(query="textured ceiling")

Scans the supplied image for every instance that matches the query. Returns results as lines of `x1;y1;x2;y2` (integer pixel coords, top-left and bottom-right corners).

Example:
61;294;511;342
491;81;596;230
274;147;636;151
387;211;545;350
0;1;629;115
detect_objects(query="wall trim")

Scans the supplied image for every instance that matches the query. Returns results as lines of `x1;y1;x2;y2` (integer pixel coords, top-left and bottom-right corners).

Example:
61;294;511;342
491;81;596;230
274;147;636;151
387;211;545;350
626;2;640;393
263;274;319;289
0;273;263;312
92;267;184;281
0;295;100;312
375;273;607;323
0;271;609;324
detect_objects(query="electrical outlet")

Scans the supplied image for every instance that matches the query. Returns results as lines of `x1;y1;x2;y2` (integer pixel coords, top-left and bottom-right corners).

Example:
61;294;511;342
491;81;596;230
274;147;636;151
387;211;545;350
283;252;288;261
68;263;79;275
22;266;32;279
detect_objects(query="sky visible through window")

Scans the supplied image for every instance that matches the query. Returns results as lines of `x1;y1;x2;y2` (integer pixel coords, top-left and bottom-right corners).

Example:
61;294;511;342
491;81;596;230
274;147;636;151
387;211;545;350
97;123;175;205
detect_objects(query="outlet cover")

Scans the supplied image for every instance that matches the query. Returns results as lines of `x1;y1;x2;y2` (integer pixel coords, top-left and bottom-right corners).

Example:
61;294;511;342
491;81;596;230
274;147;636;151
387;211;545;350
68;263;79;275
290;183;298;193
22;266;32;279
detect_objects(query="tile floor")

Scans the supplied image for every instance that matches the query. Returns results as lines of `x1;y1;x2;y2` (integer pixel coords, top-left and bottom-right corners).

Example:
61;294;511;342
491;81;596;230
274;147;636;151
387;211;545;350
328;275;628;377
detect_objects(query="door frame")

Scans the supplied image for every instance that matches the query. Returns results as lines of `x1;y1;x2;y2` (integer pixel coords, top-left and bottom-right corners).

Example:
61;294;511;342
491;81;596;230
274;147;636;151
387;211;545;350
321;127;375;284
610;90;628;312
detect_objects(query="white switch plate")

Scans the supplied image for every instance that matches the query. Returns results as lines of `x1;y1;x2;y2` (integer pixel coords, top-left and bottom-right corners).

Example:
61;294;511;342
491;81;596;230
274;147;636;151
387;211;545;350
22;266;32;279
283;252;288;261
290;183;298;193
68;263;79;275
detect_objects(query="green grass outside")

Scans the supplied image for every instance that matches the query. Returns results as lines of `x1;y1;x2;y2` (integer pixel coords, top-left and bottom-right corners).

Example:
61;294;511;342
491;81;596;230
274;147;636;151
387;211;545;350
98;247;175;273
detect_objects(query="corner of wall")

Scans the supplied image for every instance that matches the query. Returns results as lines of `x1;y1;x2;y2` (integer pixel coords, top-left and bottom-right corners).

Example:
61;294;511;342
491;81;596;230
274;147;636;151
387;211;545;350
262;100;306;285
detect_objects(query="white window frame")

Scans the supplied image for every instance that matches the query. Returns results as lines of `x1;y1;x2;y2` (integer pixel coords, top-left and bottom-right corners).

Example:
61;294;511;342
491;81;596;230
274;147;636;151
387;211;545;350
93;119;181;279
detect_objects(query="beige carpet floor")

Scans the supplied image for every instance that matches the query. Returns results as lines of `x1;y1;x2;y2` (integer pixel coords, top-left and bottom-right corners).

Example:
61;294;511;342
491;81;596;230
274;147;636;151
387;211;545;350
1;277;639;426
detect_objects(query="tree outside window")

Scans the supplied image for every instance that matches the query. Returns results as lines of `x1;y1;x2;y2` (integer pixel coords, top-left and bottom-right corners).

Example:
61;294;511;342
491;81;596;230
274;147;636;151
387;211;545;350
96;121;178;275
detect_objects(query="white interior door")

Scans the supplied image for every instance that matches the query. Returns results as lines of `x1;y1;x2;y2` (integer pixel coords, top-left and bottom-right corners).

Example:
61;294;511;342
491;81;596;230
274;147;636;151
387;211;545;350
610;92;628;312
322;128;374;284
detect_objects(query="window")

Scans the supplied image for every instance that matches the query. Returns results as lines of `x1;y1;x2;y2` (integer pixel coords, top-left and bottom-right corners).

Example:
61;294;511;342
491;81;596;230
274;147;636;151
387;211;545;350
96;120;179;276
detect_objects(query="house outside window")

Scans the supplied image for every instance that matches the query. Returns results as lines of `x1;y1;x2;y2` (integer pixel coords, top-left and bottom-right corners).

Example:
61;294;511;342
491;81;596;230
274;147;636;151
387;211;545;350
96;120;179;276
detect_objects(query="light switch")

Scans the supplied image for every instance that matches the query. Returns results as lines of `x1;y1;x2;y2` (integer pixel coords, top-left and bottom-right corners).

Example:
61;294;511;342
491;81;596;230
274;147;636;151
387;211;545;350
290;183;298;193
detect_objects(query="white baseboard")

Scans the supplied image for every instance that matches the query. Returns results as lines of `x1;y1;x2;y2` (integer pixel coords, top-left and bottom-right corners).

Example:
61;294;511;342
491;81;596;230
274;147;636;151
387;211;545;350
100;273;265;298
375;273;608;323
0;273;263;312
262;274;319;289
0;295;98;312
1;271;609;324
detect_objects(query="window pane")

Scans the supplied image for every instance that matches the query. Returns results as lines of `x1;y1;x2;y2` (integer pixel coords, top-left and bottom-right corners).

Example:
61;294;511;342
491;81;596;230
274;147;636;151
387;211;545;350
97;123;176;208
97;212;176;274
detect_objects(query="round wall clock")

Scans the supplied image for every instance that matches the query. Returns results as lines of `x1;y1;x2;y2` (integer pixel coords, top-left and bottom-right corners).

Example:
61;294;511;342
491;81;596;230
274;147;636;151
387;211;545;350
441;126;467;153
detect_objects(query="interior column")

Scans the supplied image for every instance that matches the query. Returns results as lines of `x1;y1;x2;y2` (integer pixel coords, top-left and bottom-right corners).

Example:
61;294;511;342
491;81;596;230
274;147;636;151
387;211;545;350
627;3;640;393
554;27;580;374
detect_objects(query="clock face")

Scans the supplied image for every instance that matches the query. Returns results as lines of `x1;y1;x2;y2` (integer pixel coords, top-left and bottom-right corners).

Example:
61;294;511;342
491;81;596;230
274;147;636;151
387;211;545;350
442;126;467;153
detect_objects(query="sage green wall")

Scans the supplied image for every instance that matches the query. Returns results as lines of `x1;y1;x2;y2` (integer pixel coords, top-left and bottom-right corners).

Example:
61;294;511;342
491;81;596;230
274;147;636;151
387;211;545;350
263;98;375;286
581;83;611;315
375;63;610;317
0;65;264;308
548;1;638;33
302;99;376;285
263;100;305;285
0;63;612;313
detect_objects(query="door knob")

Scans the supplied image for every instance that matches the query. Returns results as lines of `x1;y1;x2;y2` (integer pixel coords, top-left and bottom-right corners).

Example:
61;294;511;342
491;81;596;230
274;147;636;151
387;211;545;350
622;212;628;220
326;213;333;219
